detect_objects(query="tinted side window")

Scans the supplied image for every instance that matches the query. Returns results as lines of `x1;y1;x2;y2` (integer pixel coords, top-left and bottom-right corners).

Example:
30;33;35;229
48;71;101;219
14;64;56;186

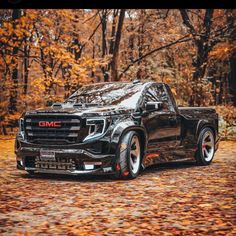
144;85;173;112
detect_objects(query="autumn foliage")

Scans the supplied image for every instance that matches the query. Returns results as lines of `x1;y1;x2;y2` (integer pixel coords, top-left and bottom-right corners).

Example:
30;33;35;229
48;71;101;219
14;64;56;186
0;9;235;134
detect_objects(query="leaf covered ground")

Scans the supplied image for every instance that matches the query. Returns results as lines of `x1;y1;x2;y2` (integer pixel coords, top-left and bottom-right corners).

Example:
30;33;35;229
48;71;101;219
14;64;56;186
0;139;235;235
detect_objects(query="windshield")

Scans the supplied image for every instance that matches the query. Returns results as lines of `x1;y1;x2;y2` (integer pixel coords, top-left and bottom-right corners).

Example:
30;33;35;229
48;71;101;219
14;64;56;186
66;83;144;109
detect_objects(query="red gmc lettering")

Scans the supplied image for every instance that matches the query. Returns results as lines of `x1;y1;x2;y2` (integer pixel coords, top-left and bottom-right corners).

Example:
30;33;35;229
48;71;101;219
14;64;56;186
39;121;61;127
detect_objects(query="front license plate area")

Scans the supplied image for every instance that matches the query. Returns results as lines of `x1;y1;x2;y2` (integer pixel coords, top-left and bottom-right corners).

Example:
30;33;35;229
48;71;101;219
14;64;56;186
40;149;56;161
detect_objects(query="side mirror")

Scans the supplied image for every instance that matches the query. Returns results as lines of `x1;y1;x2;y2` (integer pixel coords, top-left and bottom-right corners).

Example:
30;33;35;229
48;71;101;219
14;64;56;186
145;102;163;112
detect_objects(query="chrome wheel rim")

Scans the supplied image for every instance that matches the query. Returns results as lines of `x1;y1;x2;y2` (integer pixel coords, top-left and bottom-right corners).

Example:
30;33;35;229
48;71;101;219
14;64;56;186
201;131;214;162
130;135;141;174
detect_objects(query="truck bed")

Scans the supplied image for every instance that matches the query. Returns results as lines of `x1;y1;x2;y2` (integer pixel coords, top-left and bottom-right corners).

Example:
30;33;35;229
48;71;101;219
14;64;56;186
179;107;216;119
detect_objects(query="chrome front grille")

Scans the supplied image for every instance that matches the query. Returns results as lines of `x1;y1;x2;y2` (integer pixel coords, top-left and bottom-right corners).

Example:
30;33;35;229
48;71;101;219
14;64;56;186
24;114;82;144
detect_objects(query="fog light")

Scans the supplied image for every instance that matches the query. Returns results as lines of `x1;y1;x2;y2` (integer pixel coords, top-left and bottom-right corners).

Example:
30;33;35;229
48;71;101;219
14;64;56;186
84;162;102;170
84;164;94;170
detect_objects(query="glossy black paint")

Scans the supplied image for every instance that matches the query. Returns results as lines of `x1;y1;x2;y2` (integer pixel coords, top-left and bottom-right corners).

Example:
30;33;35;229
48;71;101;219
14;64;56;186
15;81;219;175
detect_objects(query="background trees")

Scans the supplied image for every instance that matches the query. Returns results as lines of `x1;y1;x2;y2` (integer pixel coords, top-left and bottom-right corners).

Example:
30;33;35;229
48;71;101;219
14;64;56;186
0;9;235;134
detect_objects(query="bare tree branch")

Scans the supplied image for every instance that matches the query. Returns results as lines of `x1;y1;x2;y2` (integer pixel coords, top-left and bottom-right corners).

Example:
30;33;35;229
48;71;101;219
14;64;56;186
82;10;100;24
179;9;197;37
78;20;103;55
203;9;214;39
119;35;192;79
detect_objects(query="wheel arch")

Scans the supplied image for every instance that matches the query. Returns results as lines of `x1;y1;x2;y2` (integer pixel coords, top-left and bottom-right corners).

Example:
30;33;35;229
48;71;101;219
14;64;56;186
196;121;217;142
120;127;147;152
111;125;147;179
111;122;147;160
132;129;146;160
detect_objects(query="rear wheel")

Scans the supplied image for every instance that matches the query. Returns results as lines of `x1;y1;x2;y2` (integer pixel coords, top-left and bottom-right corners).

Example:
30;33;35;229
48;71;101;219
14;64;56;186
113;131;142;179
196;127;215;165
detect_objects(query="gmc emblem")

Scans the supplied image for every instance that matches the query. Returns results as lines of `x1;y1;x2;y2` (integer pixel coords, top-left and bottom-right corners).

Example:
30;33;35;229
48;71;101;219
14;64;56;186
39;121;62;127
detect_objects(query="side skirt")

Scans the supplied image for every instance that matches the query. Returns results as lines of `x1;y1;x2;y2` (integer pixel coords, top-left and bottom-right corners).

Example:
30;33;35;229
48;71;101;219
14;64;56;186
142;147;196;168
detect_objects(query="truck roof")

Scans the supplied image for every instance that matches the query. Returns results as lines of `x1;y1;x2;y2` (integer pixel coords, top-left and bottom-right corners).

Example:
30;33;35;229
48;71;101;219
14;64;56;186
85;80;164;88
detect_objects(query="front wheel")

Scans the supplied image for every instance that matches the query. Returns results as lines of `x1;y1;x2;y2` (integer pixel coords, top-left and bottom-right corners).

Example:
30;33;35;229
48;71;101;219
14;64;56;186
196;127;215;165
113;131;142;179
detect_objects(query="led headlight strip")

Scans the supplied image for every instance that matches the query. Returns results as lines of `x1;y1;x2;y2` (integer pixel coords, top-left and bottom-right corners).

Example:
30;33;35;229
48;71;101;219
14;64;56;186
19;118;25;139
83;118;107;142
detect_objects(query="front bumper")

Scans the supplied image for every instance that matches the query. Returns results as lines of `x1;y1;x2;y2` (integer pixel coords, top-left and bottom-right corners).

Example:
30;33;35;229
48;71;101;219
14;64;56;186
16;145;116;175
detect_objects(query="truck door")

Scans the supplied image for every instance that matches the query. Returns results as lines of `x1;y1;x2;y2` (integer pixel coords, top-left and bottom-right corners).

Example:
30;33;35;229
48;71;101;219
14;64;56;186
142;84;181;152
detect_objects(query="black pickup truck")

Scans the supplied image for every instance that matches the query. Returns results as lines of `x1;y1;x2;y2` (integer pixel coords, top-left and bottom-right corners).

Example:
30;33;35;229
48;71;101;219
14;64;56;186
15;81;219;179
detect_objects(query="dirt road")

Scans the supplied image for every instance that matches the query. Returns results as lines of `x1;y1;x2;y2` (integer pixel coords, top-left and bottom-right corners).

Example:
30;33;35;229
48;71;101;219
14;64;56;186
0;139;235;235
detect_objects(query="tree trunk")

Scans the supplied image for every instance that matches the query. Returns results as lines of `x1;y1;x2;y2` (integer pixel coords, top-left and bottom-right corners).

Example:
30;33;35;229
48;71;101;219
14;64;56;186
9;9;21;114
180;9;214;106
229;53;236;106
100;9;108;82
1;125;7;135
101;10;107;57
110;9;126;82
128;31;134;63
23;44;29;95
109;9;118;55
227;10;236;106
137;11;145;80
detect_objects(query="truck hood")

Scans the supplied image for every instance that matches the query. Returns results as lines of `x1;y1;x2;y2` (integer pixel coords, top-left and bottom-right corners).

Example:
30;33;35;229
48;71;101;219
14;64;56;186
25;104;134;117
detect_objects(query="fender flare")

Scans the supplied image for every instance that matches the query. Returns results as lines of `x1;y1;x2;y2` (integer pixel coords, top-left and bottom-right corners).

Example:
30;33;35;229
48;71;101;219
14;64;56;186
110;121;147;156
196;119;217;142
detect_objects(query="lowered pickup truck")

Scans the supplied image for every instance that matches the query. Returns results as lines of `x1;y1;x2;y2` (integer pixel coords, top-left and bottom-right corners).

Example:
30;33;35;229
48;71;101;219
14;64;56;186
15;81;219;179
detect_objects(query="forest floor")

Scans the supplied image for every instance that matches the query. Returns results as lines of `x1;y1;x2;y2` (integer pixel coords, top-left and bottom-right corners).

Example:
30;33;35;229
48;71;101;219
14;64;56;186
0;139;235;235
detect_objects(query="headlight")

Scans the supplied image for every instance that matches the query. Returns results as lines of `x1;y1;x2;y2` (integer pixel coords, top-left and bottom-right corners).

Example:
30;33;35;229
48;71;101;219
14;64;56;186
19;118;25;139
83;118;107;142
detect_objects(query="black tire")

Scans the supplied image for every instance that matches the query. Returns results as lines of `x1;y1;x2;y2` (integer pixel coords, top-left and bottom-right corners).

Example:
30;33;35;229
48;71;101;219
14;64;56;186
113;131;142;180
196;127;215;165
